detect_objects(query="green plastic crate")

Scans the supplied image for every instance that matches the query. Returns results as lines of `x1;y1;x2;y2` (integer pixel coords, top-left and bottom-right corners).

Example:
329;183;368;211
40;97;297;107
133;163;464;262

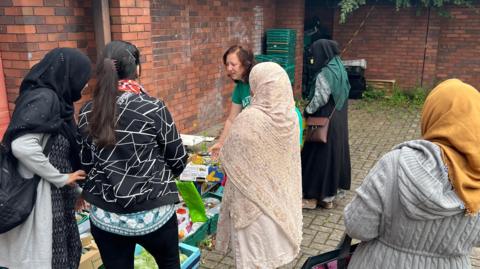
266;29;297;45
266;49;296;58
202;192;222;235
182;221;208;247
266;29;297;38
255;54;295;67
267;43;296;51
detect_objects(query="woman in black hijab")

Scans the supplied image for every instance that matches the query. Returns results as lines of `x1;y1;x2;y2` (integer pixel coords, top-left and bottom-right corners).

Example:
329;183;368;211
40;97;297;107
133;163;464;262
302;39;352;209
0;48;91;269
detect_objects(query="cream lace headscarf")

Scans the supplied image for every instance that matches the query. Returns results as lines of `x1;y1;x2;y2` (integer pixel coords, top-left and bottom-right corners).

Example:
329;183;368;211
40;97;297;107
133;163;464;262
218;62;303;252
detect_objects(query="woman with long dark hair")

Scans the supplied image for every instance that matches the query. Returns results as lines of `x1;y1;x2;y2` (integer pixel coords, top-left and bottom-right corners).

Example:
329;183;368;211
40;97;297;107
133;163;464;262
78;40;188;269
0;48;91;269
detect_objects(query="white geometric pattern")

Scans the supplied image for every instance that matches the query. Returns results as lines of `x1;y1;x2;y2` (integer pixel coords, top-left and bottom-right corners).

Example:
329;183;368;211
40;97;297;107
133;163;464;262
78;92;187;210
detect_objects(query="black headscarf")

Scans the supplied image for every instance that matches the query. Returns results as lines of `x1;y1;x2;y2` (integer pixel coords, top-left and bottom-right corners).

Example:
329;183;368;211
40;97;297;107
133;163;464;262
3;48;92;169
309;39;340;72
304;39;341;100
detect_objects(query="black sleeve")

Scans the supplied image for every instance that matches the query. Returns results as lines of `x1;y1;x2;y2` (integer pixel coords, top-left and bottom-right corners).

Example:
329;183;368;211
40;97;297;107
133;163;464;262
155;102;188;176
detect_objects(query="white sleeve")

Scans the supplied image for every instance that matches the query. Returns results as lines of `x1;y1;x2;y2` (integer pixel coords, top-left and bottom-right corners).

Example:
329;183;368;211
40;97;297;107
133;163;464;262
305;72;331;114
11;133;69;188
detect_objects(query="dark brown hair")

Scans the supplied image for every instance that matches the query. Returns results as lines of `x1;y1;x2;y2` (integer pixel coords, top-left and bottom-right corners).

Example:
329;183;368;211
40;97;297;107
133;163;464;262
223;45;255;83
88;40;141;147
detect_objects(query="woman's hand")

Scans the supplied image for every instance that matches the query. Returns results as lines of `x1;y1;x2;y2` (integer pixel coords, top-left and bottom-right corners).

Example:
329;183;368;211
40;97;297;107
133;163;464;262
75;196;89;211
209;142;223;160
66;170;86;186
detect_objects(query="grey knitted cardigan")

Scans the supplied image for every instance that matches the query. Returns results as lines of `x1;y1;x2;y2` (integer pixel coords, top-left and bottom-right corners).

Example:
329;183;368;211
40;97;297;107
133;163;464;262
345;140;480;269
0;133;69;269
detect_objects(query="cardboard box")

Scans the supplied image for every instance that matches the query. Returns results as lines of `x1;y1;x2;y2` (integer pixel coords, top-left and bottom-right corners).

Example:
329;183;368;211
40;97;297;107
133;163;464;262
79;242;103;269
80;233;92;247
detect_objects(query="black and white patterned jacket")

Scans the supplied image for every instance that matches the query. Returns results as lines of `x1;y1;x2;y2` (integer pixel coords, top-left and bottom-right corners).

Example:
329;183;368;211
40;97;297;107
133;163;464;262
78;92;188;214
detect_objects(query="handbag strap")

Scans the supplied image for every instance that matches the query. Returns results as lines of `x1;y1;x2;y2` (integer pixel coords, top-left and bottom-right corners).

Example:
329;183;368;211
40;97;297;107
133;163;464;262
336;234;353;269
43;134;56;156
32;134;57;180
338;233;353;257
328;107;336;120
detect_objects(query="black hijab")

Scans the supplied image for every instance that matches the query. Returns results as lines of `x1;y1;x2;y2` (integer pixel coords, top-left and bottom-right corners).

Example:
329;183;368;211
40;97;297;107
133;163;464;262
304;39;341;100
3;48;92;169
310;39;340;72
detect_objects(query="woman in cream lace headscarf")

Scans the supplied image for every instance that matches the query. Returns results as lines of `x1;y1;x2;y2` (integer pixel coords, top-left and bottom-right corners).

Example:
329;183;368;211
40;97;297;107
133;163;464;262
216;62;303;269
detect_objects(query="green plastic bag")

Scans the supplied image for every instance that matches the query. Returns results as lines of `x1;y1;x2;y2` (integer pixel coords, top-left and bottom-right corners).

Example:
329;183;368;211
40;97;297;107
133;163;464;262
176;181;208;222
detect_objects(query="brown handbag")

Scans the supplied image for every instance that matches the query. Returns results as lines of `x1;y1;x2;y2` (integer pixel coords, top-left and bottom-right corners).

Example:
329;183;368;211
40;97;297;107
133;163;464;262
305;109;335;143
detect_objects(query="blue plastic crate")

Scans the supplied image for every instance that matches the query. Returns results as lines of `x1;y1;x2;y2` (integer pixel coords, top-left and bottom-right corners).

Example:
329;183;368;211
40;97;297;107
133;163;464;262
133;243;200;269
180;243;201;269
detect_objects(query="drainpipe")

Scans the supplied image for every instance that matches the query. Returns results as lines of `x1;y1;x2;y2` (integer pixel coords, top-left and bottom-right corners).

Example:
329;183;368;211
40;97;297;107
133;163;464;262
93;0;112;58
0;58;10;140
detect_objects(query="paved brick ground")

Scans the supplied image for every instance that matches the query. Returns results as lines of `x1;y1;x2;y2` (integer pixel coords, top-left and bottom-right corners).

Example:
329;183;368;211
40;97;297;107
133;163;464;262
198;99;480;269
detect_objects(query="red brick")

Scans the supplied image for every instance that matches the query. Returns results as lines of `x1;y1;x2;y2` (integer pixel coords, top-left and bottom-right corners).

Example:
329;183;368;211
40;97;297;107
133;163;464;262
136;16;150;24
4;7;21;16
129;24;144;32
6;25;36;33
45;16;65;24
0;34;18;42
128;8;144;16
38;42;59;50
17;33;48;42
34;7;55;15
58;40;77;47
47;33;67;41
67;32;85;40
12;0;43;7
110;24;129;33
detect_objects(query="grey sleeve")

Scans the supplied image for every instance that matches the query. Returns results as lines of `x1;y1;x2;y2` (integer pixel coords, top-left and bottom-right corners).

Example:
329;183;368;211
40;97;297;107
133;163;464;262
11;133;69;188
344;152;395;241
305;72;331;114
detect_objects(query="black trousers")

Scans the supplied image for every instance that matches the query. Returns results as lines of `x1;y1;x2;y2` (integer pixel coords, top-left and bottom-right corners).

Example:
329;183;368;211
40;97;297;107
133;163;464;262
90;214;180;269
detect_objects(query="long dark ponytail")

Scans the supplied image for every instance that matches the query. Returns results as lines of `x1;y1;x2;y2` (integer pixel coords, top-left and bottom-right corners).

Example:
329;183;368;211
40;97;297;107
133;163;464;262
88;41;141;147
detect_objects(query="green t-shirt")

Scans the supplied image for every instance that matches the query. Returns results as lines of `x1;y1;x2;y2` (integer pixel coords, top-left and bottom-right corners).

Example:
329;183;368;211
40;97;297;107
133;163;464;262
295;106;304;146
231;81;251;108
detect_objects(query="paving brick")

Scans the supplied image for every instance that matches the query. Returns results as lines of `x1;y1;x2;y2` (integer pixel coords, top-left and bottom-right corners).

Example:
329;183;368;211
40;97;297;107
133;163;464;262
198;100;480;268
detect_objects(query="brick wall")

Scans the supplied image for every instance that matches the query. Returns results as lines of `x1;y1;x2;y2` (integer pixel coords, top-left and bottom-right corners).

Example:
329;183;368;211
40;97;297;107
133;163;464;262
332;5;480;90
1;0;302;135
109;0;154;98
0;0;95;114
0;58;9;140
149;0;277;134
276;0;304;96
333;6;429;89
435;7;480;88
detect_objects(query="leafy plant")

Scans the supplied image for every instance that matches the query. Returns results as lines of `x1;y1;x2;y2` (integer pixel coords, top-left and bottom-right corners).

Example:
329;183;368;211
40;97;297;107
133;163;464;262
359;84;427;110
339;0;474;22
362;85;385;101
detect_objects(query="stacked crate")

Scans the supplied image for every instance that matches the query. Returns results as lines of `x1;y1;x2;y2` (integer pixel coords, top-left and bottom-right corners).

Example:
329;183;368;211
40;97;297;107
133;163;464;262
256;28;296;85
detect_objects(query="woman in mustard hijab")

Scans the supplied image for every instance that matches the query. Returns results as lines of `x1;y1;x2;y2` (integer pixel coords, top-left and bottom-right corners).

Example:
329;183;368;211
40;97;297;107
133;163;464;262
344;79;480;269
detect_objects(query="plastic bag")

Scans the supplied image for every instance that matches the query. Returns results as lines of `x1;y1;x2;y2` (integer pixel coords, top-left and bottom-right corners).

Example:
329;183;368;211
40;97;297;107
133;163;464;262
176;181;208;222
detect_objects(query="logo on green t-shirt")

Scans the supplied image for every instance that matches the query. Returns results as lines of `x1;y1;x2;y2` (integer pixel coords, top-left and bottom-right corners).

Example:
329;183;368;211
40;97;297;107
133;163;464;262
231;82;251;109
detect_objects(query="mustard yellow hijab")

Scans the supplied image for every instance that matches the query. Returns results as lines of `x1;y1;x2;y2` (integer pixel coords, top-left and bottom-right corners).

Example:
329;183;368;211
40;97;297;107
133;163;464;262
422;79;480;214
